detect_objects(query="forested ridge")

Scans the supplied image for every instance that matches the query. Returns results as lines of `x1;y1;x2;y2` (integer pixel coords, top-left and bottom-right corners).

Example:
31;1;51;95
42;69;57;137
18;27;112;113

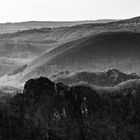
0;76;140;139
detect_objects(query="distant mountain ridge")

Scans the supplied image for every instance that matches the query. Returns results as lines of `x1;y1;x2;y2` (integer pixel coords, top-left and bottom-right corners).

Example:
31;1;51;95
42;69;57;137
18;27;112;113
0;15;139;34
0;19;117;34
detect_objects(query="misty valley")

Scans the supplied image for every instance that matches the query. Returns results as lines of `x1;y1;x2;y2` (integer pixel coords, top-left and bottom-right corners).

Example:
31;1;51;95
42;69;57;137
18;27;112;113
0;17;140;140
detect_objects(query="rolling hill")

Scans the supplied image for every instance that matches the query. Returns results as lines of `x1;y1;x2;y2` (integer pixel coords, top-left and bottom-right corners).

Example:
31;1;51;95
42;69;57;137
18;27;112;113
1;31;140;87
16;31;140;83
0;16;140;86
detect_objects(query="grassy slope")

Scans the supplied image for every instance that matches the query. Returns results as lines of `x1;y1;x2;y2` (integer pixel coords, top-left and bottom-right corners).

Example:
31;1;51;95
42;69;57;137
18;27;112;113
19;32;140;83
0;16;140;86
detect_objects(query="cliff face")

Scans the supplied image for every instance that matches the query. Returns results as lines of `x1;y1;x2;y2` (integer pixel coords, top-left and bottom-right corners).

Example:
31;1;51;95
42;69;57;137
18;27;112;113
0;77;140;139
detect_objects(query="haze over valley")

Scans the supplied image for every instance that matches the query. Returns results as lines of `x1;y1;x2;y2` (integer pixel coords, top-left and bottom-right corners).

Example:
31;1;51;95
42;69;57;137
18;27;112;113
0;16;139;87
0;2;140;138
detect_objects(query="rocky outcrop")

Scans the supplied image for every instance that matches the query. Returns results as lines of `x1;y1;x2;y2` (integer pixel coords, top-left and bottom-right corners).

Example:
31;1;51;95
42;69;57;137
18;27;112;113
54;69;140;87
23;77;56;97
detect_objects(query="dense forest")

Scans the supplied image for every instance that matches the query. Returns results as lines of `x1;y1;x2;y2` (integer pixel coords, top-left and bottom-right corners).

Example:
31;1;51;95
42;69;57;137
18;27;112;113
0;76;140;140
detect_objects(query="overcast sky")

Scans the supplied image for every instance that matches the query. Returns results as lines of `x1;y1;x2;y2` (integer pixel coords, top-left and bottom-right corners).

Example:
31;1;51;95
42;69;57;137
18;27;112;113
0;0;139;22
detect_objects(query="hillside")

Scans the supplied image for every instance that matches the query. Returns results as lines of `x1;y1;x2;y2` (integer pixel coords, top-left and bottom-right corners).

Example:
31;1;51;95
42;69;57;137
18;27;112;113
53;69;140;87
1;31;140;86
0;40;45;77
0;16;140;86
16;31;140;84
0;21;120;77
0;19;117;34
0;16;140;35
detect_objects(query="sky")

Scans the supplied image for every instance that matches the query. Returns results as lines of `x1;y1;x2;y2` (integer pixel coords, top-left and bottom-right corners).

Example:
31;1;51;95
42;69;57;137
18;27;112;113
0;0;139;22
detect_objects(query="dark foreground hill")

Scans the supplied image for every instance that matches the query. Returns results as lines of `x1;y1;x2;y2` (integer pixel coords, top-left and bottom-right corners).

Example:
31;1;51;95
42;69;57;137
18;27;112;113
1;77;140;139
